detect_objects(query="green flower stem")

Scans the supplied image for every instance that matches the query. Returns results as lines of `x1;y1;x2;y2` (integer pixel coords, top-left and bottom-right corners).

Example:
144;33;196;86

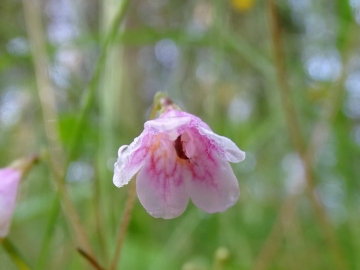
1;238;31;270
109;180;137;270
35;194;60;270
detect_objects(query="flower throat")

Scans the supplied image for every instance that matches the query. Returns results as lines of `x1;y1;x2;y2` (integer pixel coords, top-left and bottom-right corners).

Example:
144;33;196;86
174;135;189;160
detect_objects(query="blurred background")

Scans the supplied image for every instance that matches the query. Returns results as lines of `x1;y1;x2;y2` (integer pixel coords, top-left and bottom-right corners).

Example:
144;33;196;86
0;0;360;269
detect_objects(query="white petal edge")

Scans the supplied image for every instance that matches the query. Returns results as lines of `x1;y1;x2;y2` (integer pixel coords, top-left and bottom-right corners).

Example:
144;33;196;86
113;133;149;187
197;126;245;163
145;116;193;140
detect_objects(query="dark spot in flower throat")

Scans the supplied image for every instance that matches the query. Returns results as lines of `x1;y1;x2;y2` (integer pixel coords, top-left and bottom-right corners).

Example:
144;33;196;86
174;135;189;160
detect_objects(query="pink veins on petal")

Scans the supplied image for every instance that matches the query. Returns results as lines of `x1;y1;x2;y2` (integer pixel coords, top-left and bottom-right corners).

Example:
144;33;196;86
113;110;245;219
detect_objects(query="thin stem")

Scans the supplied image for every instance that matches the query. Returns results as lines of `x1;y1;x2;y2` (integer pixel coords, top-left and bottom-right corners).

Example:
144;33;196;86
95;0;131;262
253;195;298;270
22;0;132;267
109;180;137;270
260;1;349;269
306;22;357;164
35;195;60;270
254;10;356;270
22;0;95;258
93;171;108;263
267;0;304;154
77;248;105;270
1;238;31;270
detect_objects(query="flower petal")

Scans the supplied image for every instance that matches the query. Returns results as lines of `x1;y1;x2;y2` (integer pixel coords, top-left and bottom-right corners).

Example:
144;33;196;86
0;168;21;237
185;131;240;213
197;126;245;163
113;133;152;187
145;110;211;140
145;116;193;140
136;138;189;219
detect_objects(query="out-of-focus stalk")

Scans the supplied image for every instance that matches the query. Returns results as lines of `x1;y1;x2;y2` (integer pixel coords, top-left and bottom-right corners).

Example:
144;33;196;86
253;1;349;270
22;0;95;259
109;180;136;270
1;238;31;270
96;0;130;262
77;248;105;270
307;22;357;164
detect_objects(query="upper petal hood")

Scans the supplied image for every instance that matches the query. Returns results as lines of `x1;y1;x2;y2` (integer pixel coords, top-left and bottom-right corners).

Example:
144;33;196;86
145;110;245;163
144;110;210;140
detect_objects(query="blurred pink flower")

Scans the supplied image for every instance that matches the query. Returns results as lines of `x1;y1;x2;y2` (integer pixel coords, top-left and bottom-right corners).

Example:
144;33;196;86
0;168;21;237
113;110;245;219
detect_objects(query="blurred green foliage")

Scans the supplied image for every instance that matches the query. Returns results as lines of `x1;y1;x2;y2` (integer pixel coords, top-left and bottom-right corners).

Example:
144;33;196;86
1;0;360;269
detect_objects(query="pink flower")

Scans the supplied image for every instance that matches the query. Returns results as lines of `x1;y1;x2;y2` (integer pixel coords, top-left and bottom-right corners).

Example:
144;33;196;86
0;168;21;237
113;110;245;219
